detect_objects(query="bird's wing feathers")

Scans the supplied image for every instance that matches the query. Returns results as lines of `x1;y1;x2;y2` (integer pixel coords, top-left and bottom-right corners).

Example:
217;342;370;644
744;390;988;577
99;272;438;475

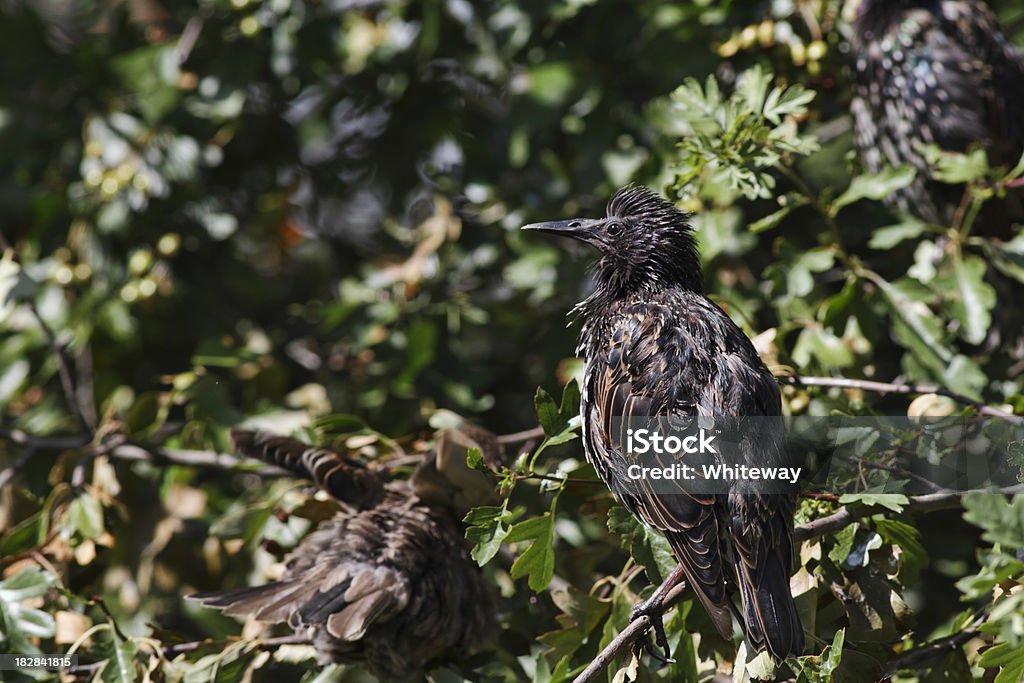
587;300;733;630
586;297;800;651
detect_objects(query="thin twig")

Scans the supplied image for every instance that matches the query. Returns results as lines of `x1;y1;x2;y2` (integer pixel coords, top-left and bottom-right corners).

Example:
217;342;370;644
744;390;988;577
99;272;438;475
27;298;94;435
162;633;310;658
572;581;689;683
795;484;1024;542
854;457;949;494
107;442;288;477
514;472;602;486
885;614;986;675
65;634;312;677
780;375;1022;423
0;428;91;451
496;426;546;444
577;485;1022;682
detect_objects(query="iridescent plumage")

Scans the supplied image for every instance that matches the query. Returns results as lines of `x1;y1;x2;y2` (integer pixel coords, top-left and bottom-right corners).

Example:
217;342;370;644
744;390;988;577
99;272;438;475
850;0;1024;233
524;186;804;660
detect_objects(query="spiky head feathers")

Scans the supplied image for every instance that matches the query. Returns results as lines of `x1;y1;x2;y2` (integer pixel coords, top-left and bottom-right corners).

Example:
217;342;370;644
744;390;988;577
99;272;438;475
522;185;702;296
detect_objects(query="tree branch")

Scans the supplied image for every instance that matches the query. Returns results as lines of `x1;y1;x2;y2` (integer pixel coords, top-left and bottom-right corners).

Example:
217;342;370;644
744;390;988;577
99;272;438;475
496;426;546;444
795;484;1024;542
779;375;1023;423
884;625;982;675
576;484;1022;682
572;581;689;683
107;442;289;477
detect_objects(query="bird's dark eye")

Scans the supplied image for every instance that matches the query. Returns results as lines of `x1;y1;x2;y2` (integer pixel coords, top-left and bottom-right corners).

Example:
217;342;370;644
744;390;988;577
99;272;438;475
607;222;622;236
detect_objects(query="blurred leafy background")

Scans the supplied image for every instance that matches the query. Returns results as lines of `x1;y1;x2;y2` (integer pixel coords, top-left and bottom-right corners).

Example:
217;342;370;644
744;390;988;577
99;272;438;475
2;0;1024;681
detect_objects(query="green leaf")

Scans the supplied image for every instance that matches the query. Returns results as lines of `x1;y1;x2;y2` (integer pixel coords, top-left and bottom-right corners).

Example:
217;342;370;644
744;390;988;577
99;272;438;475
868;221;928;250
792;324;855;368
535;386;561;436
608;507;677;583
946;254;996;345
464;504;519;566
535;381;580;437
827;524;858;565
823;628;845;675
0;568;57;655
831;166;917;214
963;493;1024;549
0;567;56;603
68;493;105;540
749;196;807;233
874;518;928;584
465;446;484;471
838;492;909;513
111;45;181;122
873;274;953;376
538;587;612;661
987;233;1024;284
979;642;1024;683
508;509;556;592
0;513;43;556
919;145;991;185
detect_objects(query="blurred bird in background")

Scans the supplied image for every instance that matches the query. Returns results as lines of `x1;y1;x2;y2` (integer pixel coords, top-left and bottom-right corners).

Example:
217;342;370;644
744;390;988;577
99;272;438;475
523;186;804;661
189;424;499;682
849;0;1024;236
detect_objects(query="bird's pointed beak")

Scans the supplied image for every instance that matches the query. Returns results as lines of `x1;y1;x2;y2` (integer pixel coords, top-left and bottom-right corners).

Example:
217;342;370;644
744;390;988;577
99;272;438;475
521;218;603;243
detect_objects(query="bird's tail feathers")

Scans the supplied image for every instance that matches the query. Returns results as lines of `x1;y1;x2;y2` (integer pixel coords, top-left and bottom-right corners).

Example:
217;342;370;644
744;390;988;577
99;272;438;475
665;533;734;641
734;552;804;660
230;429;385;508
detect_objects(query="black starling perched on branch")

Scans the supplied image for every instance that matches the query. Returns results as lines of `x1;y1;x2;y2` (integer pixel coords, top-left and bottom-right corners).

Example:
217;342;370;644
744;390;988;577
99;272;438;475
190;427;497;682
850;0;1024;233
523;186;804;660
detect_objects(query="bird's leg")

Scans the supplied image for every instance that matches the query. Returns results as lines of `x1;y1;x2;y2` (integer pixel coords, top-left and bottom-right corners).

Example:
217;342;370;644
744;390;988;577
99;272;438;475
630;564;685;663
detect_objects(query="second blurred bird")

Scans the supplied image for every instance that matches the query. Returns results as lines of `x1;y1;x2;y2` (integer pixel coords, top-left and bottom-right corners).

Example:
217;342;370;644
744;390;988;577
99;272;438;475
189;424;500;682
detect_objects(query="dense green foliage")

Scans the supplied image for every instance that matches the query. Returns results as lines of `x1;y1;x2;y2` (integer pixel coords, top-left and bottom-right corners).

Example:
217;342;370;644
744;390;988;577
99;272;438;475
2;0;1024;681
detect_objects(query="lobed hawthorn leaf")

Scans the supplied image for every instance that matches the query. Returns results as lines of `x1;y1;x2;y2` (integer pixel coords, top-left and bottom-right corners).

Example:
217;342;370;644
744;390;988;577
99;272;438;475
831;165;917;214
464;504;520;567
828;523;858;566
838;492;909;513
874;518;928;585
962;492;1024;549
918;145;991;185
534;380;581;438
979;642;1024;683
508;510;556;592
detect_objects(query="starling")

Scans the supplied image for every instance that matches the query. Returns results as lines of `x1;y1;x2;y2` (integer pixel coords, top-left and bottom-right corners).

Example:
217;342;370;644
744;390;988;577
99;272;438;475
850;0;1024;233
523;186;804;660
190;427;497;682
